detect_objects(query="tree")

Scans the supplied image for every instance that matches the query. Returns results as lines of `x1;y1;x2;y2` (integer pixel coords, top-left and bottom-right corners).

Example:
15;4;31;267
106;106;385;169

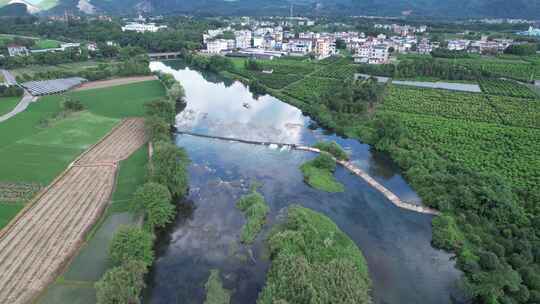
145;99;175;124
335;38;347;50
109;226;154;267
149;141;190;198
144;116;170;143
167;82;186;104
132;182;175;229
95;260;148;304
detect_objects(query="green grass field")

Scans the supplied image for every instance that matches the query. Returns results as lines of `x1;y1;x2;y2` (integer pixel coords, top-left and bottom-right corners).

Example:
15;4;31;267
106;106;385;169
109;145;148;212
66;80;166;118
0;203;24;229
32;39;61;50
0;111;118;184
0;97;19;116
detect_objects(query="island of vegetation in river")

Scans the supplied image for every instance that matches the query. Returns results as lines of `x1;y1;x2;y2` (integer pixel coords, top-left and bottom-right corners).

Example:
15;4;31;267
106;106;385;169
236;187;270;244
300;153;345;193
258;205;372;304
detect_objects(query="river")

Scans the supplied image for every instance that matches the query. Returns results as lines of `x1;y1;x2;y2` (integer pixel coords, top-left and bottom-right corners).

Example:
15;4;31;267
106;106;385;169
145;61;463;304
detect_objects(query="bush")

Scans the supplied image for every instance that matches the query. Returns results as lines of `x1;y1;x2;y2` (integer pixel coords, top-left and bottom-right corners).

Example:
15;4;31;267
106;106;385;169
0;85;23;97
311;153;336;171
109;226;154;267
236;189;269;244
313;141;349;160
62;96;85;112
144;116;171;143
145;99;175;124
132;182;175;229
95;260;148;304
148;141;190;198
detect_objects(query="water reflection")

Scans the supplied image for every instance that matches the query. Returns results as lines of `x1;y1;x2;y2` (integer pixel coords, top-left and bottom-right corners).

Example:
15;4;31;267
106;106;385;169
146;61;463;304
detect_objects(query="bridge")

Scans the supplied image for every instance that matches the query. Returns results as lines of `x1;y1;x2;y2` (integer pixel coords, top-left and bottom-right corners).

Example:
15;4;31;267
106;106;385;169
148;52;182;60
175;130;441;216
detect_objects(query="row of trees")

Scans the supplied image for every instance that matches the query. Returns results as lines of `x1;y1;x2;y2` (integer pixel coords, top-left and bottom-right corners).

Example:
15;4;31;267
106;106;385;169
95;74;190;304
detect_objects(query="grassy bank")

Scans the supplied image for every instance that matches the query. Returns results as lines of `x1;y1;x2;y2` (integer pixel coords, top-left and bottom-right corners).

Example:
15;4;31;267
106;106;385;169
258;205;371;304
300;153;344;193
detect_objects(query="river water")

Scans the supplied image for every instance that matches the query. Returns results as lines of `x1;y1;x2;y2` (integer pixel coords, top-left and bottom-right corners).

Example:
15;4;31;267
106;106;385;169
145;61;463;304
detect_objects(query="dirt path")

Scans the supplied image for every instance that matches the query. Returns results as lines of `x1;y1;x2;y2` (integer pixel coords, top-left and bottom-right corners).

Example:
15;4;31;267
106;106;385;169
73;76;157;91
0;118;146;304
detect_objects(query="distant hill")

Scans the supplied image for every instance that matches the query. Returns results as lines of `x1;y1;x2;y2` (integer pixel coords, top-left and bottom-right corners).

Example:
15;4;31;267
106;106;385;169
0;0;539;19
0;3;30;16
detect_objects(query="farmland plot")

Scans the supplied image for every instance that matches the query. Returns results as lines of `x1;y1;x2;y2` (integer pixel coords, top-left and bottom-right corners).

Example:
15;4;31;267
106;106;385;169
0;118;147;304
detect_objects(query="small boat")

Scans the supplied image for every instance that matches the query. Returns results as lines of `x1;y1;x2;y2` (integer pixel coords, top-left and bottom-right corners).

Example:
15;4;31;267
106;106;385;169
243;103;251;109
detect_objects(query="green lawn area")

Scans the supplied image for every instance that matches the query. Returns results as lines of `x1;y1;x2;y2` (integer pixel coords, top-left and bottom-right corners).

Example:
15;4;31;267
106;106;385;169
0;111;118;184
66;80;166;118
32;39;61;50
0;203;24;229
109;145;148;212
0;97;19;116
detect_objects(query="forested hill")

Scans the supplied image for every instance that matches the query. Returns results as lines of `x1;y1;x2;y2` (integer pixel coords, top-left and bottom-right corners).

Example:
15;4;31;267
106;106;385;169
1;0;539;19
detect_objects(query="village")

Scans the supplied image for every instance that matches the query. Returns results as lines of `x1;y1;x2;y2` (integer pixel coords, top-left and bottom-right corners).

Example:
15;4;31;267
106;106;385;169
198;18;538;64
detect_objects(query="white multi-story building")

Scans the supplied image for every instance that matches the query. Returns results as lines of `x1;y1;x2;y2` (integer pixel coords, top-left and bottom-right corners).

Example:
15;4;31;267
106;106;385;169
288;38;313;55
253;36;264;48
121;22;167;33
234;30;252;49
206;39;229;54
447;40;470;51
353;44;389;64
7;45;29;57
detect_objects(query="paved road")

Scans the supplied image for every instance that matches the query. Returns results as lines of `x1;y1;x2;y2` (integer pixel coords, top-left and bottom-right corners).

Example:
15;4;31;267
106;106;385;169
0;91;37;123
0;69;17;86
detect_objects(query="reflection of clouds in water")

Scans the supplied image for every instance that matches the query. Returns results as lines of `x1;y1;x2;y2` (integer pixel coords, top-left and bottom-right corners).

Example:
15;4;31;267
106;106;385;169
151;61;307;144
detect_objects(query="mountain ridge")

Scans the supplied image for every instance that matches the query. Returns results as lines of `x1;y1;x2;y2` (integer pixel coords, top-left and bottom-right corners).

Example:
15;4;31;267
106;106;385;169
1;0;539;19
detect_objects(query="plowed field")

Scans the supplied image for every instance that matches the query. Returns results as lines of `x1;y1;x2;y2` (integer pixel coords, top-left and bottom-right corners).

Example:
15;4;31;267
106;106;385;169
0;118;146;304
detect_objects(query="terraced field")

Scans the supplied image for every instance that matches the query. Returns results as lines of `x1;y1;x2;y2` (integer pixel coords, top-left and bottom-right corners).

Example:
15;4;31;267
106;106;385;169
0;118;146;304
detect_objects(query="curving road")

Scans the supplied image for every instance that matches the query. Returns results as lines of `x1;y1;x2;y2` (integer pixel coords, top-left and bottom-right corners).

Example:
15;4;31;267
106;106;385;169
0;90;37;123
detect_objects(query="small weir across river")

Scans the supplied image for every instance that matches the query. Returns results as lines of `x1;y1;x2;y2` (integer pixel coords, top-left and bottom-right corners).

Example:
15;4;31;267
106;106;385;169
175;130;439;215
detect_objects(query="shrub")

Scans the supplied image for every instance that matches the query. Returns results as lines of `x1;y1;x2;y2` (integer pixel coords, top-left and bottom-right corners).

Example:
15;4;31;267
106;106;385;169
132;182;175;229
204;269;231;304
313;141;349;160
95;260;148;304
144;116;170;143
109;226;154;267
236;189;269;244
62;96;85;112
145;99;175;124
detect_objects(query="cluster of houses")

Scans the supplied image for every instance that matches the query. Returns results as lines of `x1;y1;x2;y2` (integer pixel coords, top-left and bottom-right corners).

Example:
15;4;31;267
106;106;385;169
447;36;515;54
374;23;428;36
202;26;338;60
4;41;119;58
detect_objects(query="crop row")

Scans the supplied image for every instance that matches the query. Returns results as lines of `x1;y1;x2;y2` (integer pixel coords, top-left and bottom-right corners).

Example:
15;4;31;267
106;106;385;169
443;59;538;82
488;96;540;129
389;111;540;191
283;77;343;103
0;165;116;304
479;79;538;99
383;86;502;124
312;63;357;80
